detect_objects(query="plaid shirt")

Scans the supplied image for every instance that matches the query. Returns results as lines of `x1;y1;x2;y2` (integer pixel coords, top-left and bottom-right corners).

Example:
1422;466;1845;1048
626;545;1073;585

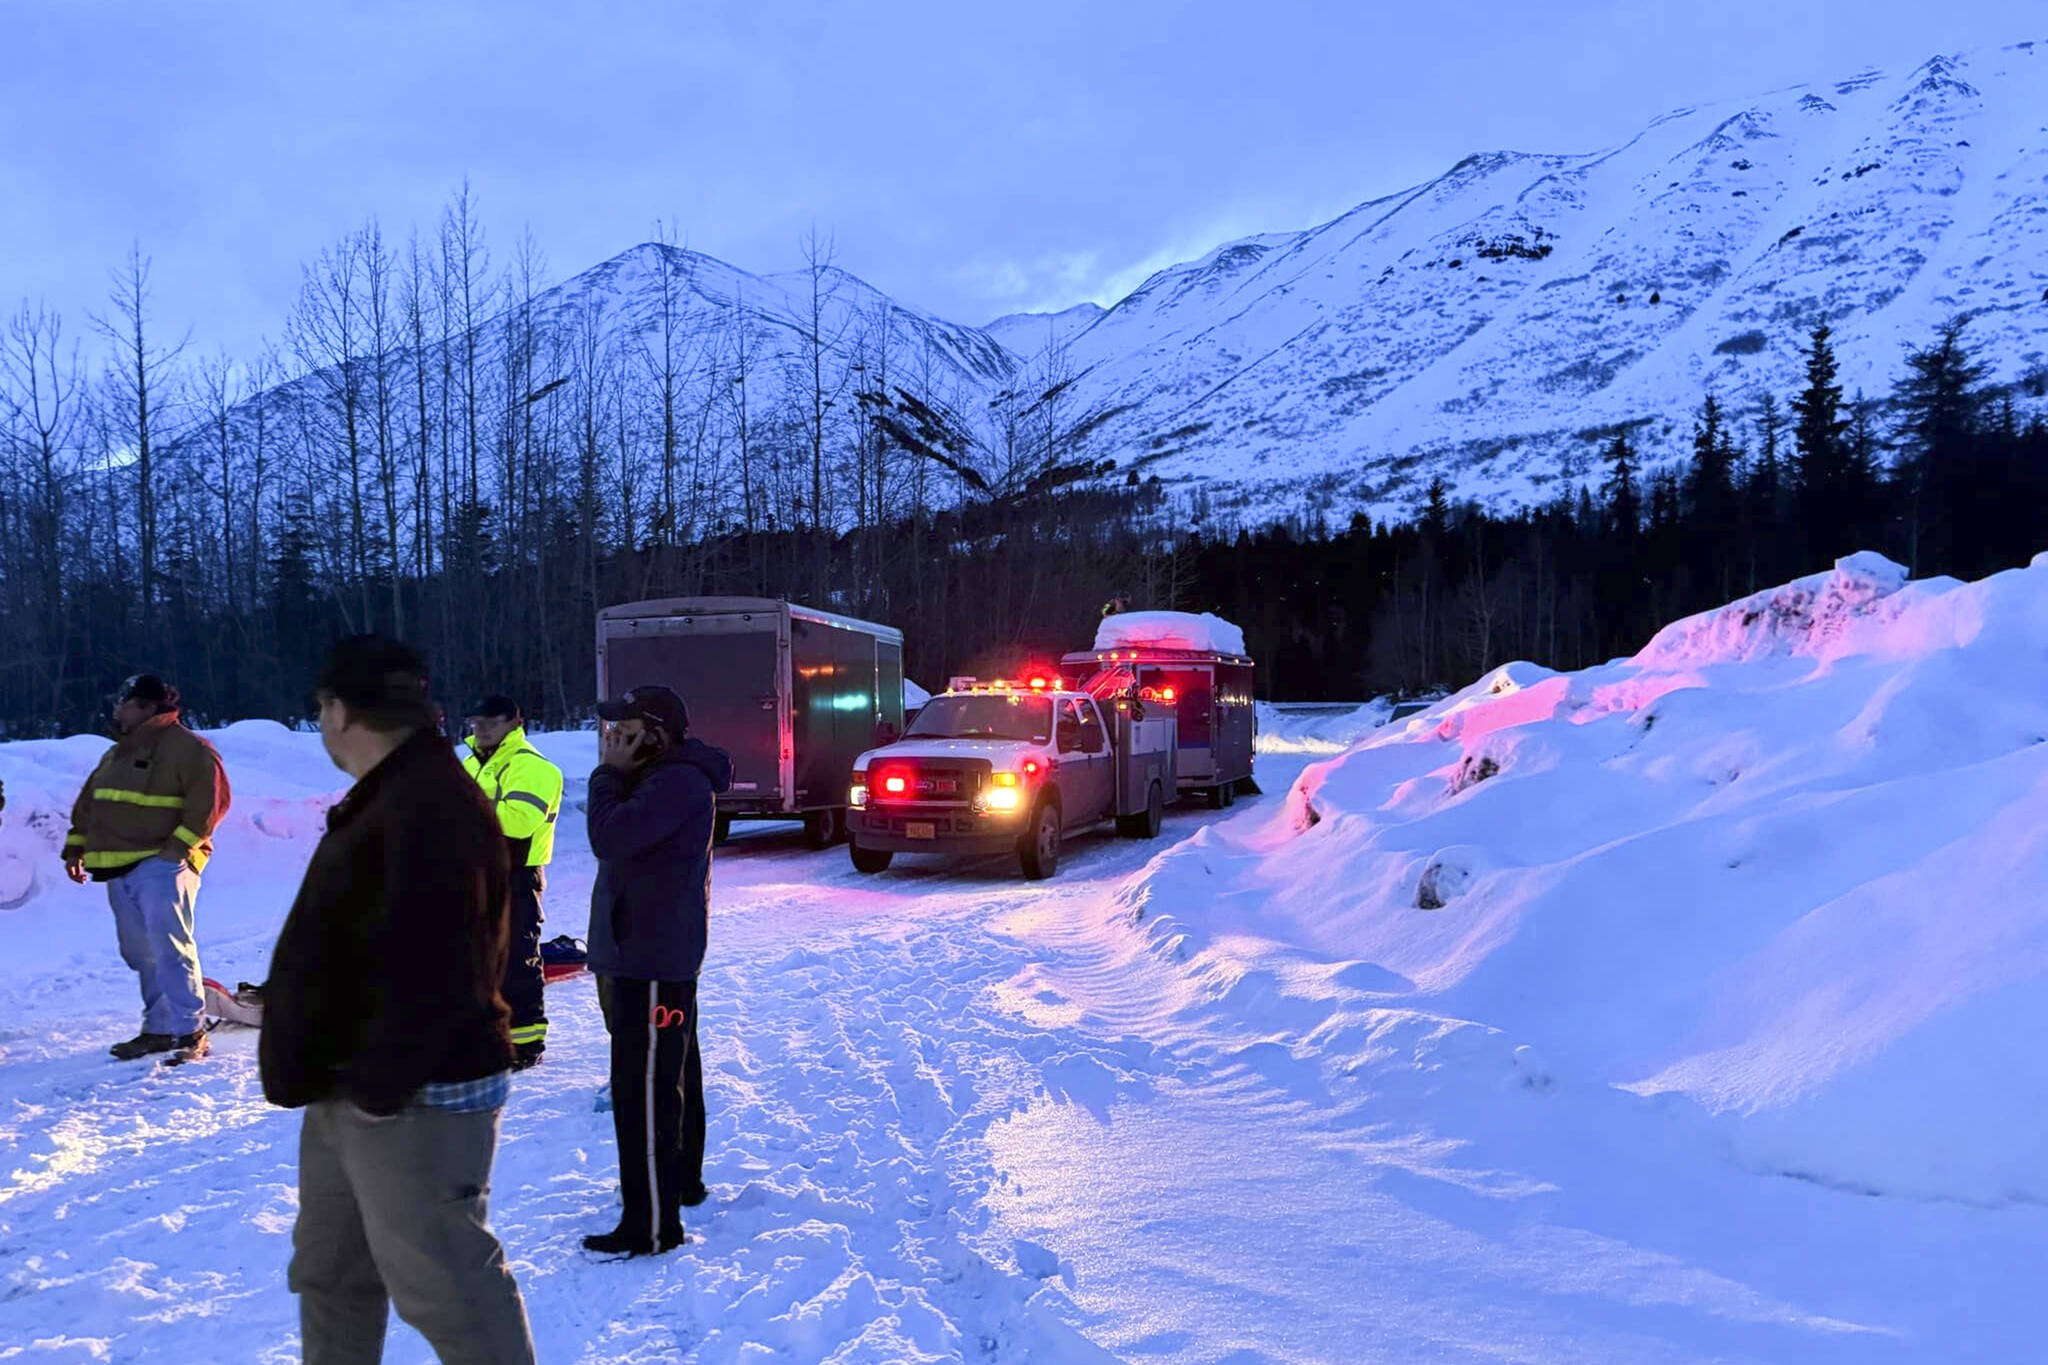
414;1070;512;1114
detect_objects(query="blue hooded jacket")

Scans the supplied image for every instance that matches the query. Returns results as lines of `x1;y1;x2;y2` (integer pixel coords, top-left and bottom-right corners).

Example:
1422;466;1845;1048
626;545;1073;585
584;737;734;982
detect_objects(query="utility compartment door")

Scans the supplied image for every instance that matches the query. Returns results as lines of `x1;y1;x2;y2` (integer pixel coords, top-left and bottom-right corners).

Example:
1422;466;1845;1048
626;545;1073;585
601;617;785;801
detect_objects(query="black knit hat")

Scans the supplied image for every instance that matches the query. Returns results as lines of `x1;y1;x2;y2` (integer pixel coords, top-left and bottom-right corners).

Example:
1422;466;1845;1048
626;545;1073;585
316;635;436;731
116;673;180;711
595;684;689;736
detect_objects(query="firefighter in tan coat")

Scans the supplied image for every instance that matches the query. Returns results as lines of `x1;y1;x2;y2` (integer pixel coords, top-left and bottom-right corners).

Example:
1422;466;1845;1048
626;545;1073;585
64;674;231;1063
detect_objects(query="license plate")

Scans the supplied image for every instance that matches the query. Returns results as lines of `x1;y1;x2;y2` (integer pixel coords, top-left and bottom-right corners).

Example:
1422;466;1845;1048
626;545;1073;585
906;822;937;841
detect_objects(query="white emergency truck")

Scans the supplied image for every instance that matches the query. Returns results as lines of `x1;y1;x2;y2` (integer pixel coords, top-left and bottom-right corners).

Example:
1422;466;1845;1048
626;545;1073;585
846;674;1176;880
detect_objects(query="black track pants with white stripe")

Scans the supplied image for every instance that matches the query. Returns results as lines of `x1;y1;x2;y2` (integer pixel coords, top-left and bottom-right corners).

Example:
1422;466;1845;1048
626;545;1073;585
596;975;704;1240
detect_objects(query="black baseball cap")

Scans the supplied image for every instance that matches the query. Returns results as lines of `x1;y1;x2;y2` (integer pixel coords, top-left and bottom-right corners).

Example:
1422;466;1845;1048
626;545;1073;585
595;684;689;735
466;693;522;721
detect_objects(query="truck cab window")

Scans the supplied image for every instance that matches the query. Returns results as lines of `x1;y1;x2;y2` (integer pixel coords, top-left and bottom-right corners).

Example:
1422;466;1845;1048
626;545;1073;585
1056;700;1085;753
1074;700;1107;754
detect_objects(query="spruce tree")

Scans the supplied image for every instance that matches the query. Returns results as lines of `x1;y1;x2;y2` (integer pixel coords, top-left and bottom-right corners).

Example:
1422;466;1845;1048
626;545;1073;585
1685;394;1734;525
1893;317;1990;574
1602;431;1640;538
1792;323;1850;552
1423;475;1450;539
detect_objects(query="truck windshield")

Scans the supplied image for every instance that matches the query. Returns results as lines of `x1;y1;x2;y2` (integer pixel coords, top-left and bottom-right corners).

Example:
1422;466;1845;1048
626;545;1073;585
905;695;1053;744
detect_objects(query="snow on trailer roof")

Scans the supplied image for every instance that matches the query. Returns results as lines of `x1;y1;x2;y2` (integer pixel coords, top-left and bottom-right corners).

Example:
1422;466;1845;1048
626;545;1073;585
1089;611;1249;660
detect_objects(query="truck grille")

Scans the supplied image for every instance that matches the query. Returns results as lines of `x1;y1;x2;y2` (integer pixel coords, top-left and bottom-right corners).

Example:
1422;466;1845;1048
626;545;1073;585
869;759;988;806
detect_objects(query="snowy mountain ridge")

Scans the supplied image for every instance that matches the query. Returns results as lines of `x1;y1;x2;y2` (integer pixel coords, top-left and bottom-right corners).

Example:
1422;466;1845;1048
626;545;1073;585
246;40;2048;531
1047;42;2048;521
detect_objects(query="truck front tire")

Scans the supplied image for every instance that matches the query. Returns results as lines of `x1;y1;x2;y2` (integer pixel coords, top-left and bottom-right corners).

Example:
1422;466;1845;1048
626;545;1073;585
849;841;892;874
1020;801;1062;880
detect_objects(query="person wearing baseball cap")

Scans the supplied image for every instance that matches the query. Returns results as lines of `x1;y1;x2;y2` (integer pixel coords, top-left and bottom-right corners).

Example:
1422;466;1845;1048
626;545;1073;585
461;693;563;1070
582;683;732;1256
62;672;231;1064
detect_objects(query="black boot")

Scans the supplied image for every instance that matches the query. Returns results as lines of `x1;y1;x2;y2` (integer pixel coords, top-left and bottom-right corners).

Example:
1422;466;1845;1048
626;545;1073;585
582;1224;685;1257
109;1032;175;1061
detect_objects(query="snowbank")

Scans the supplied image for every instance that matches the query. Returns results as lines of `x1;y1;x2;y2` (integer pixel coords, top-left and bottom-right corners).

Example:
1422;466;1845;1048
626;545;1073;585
1115;553;2048;1204
1094;610;1246;657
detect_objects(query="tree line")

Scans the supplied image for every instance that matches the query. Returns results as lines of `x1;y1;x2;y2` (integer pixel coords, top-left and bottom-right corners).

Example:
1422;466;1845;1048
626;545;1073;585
1197;319;2048;700
2;184;2043;732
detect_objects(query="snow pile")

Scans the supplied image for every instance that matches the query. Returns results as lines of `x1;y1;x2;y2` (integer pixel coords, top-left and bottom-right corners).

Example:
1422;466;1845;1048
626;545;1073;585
1116;553;2048;1204
1093;610;1247;656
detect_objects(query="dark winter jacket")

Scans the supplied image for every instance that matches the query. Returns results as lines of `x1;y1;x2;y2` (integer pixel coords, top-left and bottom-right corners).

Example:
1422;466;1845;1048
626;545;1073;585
585;738;733;983
259;731;513;1116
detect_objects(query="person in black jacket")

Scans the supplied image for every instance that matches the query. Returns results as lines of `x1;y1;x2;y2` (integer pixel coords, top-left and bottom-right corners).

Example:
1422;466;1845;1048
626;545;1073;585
583;683;733;1257
260;636;535;1364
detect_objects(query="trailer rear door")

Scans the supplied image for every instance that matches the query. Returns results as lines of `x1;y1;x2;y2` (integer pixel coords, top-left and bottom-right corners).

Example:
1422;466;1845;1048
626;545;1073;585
601;618;785;800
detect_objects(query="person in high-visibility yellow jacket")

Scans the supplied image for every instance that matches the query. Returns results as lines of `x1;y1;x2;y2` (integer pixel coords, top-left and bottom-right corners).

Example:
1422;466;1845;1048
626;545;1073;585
462;695;564;1068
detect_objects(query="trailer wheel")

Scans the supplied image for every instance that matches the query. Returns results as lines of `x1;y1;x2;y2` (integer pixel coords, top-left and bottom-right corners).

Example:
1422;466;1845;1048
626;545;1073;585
849;841;893;874
1020;800;1062;880
1221;779;1237;808
714;813;734;846
1117;782;1165;839
1206;782;1234;810
803;808;845;849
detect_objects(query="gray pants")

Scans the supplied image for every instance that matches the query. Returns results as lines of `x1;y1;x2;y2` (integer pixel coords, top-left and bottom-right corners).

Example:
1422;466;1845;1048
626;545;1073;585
106;857;204;1035
290;1099;536;1365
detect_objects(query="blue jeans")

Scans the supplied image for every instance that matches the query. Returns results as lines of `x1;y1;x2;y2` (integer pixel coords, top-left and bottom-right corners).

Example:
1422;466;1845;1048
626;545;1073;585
107;857;204;1035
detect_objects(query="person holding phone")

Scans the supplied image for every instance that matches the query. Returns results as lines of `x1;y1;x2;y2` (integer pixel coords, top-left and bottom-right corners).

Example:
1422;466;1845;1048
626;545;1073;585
582;684;732;1257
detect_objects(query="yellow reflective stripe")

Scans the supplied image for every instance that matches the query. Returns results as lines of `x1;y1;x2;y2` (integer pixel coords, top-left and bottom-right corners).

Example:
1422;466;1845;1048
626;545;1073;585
64;834;86;848
82;849;156;871
93;788;184;809
509;1023;548;1044
172;825;202;847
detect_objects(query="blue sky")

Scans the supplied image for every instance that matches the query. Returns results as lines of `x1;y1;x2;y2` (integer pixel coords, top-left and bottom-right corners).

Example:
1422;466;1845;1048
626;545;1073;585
1;1;2036;360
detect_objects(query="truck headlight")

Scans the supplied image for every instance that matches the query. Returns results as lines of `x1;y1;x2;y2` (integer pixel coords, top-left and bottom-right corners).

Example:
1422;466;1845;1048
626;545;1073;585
850;781;869;808
985;784;1022;812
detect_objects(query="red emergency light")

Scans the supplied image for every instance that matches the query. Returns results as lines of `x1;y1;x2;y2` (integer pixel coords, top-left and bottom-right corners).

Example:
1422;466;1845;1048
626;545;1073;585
882;774;909;795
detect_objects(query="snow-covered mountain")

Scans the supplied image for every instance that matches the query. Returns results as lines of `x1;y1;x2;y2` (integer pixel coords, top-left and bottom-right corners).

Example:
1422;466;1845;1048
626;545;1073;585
1051;43;2048;520
982;301;1107;359
248;41;2048;529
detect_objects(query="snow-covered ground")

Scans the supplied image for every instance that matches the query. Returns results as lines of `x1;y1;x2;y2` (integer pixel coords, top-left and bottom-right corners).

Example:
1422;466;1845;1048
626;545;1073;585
5;554;2048;1361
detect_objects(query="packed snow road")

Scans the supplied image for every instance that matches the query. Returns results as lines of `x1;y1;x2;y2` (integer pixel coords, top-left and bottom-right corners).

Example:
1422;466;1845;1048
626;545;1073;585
0;741;1276;1364
3;672;2046;1361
